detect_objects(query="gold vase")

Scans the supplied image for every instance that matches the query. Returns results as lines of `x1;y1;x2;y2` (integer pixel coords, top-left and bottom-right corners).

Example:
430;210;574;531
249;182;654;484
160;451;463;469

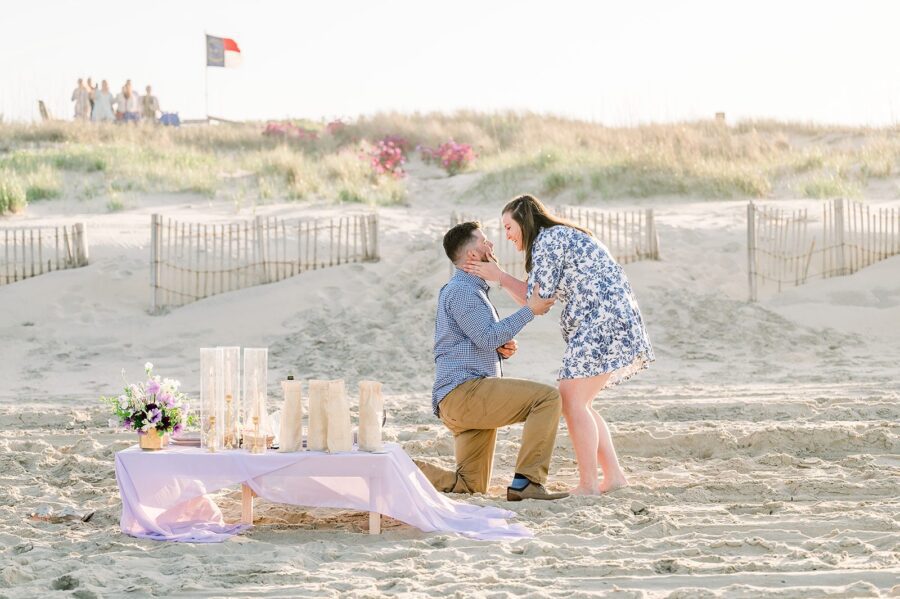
139;427;170;450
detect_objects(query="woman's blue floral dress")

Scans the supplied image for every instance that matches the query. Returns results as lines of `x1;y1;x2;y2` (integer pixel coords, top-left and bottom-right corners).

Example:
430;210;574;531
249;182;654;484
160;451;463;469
526;225;654;382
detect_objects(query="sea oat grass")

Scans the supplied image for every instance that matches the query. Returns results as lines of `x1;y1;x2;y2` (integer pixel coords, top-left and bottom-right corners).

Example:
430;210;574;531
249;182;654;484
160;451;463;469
0;174;27;214
23;165;62;201
2;117;899;203
798;174;860;199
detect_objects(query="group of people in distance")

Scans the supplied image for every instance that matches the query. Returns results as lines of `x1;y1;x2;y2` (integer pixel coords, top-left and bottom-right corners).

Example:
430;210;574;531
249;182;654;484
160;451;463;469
420;194;655;500
71;78;160;123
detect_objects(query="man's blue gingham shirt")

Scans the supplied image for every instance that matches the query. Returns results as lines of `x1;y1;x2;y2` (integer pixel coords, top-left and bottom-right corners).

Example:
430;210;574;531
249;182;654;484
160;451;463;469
432;269;534;416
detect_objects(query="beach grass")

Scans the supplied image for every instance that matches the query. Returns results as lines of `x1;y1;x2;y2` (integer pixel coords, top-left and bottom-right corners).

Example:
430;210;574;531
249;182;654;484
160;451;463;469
0;115;898;215
0;175;27;214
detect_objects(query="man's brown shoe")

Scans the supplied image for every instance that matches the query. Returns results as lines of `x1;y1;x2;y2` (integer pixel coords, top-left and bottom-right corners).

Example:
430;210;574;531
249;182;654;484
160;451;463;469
506;483;569;501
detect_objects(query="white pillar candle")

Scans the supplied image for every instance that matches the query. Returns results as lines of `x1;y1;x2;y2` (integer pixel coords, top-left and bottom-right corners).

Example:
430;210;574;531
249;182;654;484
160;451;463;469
358;381;384;452
278;378;304;452
325;379;352;453
307;380;329;451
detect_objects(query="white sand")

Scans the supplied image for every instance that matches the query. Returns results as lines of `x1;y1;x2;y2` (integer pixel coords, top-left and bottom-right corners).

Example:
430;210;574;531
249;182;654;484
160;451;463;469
1;165;898;597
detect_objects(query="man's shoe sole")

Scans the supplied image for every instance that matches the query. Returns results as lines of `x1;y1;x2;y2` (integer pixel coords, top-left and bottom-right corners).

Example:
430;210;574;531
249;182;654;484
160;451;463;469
506;488;569;501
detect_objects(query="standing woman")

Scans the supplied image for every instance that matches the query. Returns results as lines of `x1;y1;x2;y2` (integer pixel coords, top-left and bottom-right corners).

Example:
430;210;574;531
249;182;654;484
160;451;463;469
91;80;115;123
463;194;654;495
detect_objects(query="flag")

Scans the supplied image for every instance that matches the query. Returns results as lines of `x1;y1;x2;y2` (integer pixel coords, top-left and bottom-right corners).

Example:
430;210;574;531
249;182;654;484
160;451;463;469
206;35;241;68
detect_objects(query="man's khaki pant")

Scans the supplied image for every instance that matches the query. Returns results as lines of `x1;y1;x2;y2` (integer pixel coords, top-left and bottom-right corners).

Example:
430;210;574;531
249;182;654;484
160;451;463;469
428;377;561;494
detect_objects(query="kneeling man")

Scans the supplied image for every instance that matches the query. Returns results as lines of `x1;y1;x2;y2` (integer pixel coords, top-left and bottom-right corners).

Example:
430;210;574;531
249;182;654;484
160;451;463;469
420;221;568;501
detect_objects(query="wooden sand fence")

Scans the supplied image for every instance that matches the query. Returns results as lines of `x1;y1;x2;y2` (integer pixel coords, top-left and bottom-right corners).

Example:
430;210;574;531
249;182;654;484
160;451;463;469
747;199;900;301
450;206;660;277
1;223;89;286
150;213;379;312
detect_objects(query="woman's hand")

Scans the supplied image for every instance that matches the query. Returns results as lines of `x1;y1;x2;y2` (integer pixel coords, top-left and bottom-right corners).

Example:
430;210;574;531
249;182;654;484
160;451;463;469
462;255;504;284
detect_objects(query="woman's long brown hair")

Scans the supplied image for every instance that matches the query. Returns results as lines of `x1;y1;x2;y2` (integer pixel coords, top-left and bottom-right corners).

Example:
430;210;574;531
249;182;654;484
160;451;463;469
502;194;592;272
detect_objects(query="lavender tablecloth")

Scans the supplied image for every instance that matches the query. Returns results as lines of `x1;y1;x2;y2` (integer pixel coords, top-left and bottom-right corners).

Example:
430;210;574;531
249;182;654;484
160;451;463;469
114;442;530;542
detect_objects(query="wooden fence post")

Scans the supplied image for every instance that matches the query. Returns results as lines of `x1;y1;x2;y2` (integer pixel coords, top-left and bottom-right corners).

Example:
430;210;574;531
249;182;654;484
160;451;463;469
747;202;758;302
833;198;846;276
150;214;161;313
646;208;660;260
367;214;379;261
255;216;269;284
373;214;380;260
74;222;89;266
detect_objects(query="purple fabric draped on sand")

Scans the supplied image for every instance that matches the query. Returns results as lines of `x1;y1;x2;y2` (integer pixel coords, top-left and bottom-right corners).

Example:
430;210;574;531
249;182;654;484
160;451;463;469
115;443;531;542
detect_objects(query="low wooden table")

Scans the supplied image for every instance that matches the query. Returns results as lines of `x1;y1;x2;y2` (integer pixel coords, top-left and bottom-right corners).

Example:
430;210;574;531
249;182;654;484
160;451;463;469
240;482;381;534
115;443;528;542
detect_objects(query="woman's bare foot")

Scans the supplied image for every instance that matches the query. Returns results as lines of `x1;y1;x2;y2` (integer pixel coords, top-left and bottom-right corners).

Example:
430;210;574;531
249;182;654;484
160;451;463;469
599;476;629;494
570;484;602;496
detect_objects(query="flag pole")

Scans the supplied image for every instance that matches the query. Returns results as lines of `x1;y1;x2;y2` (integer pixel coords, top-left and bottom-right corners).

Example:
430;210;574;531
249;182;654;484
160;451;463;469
203;31;209;121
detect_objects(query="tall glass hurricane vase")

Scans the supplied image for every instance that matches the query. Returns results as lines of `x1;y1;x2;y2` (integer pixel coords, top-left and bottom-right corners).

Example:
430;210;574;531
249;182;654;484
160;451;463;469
242;348;269;437
200;348;225;449
221;346;241;449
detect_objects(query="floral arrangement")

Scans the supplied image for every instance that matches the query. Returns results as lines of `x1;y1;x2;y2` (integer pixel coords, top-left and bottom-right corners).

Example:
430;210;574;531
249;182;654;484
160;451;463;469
419;140;476;176
368;135;407;178
103;363;193;437
262;121;319;141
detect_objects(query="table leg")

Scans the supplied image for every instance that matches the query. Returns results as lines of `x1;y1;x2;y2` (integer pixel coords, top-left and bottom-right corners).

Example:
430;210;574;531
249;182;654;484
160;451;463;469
241;483;255;525
368;476;381;534
368;511;381;535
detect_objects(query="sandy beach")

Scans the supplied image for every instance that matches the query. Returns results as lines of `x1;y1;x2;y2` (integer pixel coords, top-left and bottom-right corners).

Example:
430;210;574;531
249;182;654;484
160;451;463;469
1;154;898;597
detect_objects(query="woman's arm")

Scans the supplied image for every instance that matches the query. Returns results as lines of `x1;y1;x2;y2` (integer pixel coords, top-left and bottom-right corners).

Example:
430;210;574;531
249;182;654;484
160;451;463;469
498;270;528;305
462;257;528;305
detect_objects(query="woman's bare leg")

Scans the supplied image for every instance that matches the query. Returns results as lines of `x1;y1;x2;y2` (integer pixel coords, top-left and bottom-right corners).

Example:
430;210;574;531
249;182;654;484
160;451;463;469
589;409;629;493
559;374;611;495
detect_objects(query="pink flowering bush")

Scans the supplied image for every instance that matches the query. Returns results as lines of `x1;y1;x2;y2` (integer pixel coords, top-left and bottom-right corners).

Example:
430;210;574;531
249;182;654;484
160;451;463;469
419;139;476;176
368;136;407;178
326;119;346;135
263;121;319;142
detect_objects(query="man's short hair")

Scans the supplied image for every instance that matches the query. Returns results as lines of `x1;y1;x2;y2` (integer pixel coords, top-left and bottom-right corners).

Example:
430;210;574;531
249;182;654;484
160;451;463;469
443;221;481;263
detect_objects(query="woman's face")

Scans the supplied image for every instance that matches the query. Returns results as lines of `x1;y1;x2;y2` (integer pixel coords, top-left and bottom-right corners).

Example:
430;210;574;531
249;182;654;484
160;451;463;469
502;211;523;252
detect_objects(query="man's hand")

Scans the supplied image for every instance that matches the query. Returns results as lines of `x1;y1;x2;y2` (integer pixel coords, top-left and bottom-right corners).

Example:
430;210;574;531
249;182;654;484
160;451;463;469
497;340;518;359
526;283;555;316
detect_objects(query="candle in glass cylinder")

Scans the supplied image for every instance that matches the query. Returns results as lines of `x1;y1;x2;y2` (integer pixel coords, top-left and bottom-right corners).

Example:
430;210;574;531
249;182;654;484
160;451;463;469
206;415;218;453
200;348;225;450
224;394;235;449
221;346;241;446
242;348;268;439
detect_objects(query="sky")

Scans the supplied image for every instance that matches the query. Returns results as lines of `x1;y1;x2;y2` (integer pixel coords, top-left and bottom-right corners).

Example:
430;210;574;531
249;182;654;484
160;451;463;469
2;0;899;126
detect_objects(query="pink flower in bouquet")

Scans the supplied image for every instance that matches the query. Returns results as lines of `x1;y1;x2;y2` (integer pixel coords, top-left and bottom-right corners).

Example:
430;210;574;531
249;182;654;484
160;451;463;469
146;379;161;395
